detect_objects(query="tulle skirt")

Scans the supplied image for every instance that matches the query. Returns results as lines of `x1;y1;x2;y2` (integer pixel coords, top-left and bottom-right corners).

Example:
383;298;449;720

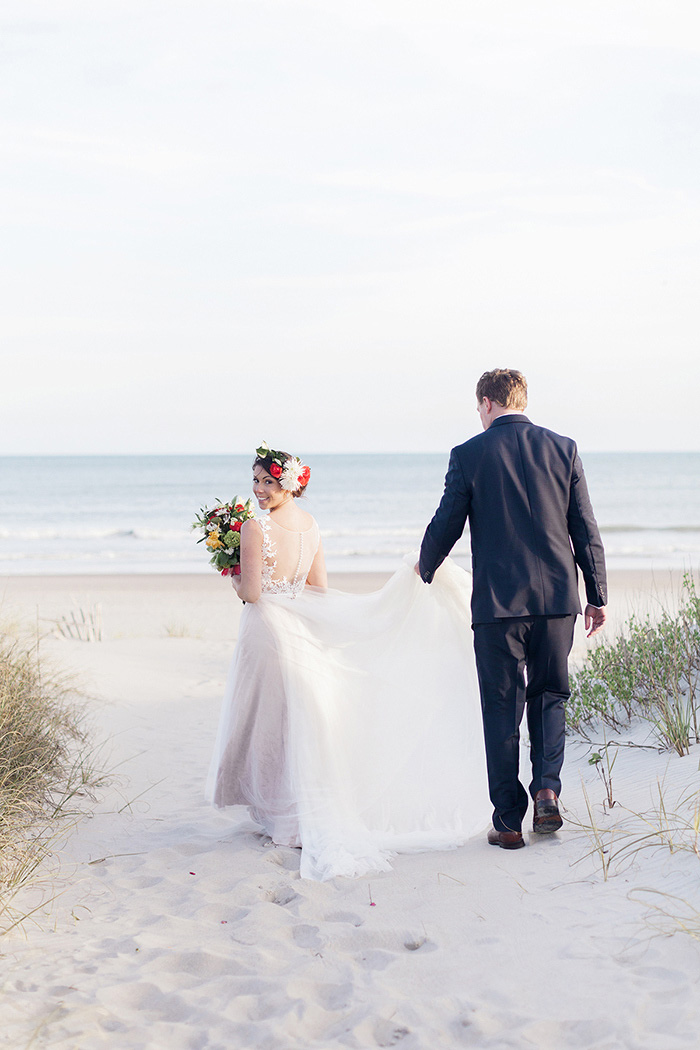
206;556;490;880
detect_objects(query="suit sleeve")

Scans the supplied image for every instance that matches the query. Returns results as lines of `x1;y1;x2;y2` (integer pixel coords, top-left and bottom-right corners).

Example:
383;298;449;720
419;449;471;583
567;451;608;607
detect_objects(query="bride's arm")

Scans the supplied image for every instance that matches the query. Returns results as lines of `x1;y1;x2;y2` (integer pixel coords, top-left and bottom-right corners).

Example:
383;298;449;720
232;519;263;603
305;536;327;590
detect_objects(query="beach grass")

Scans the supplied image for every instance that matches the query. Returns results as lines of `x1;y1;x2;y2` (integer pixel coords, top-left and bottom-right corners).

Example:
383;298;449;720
569;776;700;937
568;573;700;753
566;576;700;939
163;620;201;638
0;635;99;934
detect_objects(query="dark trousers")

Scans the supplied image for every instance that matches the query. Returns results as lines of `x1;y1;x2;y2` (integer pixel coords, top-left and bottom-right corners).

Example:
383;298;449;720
473;615;576;834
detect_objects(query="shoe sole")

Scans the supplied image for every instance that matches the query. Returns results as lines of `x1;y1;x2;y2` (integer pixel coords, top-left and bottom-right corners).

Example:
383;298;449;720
532;816;563;834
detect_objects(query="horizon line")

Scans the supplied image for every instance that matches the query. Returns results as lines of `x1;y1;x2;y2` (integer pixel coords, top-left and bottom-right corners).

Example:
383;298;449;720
2;449;699;458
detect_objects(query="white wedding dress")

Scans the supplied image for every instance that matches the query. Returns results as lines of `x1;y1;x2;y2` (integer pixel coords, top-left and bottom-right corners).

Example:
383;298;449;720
206;514;490;881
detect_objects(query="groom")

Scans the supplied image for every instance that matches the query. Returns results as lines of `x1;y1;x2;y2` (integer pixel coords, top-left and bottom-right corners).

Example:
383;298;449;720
418;369;607;850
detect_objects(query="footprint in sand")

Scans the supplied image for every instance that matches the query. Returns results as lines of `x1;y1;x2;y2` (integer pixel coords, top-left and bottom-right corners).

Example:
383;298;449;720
115;875;162;890
324;910;364;927
155;949;246;979
357;949;395;971
450;1011;478;1043
266;886;300;907
316;982;354;1011
265;848;301;871
291;924;325;949
403;936;437;953
374;1019;411;1046
96;981;189;1023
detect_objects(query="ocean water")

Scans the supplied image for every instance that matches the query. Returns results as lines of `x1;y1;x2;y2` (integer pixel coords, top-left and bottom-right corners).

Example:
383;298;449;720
0;453;699;576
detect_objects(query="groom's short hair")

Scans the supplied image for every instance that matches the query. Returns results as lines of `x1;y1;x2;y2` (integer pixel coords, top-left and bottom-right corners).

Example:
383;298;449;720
476;369;528;410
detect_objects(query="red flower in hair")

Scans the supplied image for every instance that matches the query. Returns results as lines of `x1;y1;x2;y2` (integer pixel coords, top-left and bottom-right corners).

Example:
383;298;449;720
269;462;282;478
299;466;310;486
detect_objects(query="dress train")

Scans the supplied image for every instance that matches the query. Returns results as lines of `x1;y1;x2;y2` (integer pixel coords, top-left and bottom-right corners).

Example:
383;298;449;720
206;555;490;880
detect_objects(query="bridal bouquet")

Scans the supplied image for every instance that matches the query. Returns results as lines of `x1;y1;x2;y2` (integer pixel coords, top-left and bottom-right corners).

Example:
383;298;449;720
192;497;255;576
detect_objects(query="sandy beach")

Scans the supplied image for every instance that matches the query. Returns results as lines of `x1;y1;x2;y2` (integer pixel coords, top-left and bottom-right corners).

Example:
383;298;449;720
1;569;699;1049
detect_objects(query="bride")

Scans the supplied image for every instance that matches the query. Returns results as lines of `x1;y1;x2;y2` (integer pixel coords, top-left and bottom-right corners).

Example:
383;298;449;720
205;444;490;881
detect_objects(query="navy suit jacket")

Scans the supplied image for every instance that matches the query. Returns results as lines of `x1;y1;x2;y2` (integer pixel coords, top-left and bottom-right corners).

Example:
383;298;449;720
419;415;607;624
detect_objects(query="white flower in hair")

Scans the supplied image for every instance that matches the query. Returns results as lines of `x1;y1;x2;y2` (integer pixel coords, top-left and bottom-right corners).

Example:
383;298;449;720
279;457;304;491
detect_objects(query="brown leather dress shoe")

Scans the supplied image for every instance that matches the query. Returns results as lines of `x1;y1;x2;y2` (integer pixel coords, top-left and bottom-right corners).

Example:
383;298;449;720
532;789;563;833
487;828;525;850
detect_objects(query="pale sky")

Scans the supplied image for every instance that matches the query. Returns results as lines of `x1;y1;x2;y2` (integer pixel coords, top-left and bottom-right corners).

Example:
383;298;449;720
3;0;700;454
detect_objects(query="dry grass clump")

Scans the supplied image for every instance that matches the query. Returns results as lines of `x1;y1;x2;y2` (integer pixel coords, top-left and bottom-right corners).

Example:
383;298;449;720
569;776;700;939
570;779;700;880
629;889;700;941
0;637;95;933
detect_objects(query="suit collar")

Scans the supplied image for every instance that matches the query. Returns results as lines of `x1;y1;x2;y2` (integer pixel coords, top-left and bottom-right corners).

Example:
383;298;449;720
489;413;530;428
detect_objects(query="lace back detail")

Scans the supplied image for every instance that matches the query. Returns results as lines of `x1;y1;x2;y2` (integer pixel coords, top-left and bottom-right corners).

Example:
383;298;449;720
259;516;319;597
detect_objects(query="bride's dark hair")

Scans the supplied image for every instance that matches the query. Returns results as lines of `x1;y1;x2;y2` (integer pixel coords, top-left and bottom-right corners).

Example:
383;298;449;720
253;451;307;498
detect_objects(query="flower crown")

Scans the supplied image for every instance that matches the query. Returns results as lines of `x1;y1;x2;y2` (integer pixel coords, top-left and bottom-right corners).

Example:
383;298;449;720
255;442;311;492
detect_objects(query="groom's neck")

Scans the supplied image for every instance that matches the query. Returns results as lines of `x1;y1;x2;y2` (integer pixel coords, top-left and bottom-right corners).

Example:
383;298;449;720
483;405;524;430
